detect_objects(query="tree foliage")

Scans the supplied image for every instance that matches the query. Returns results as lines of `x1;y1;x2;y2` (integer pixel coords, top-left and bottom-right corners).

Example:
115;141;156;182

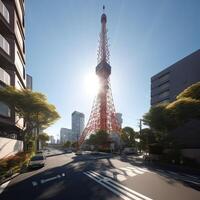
176;82;200;100
138;128;156;151
0;86;60;139
143;82;200;140
120;127;136;147
88;130;109;147
63;141;71;148
38;133;49;148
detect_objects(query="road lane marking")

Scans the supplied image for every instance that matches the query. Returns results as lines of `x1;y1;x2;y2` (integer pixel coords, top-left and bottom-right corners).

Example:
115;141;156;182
120;168;138;177
127;166;148;173
104;170;127;181
154;170;200;186
41;174;61;184
0;180;10;194
84;171;153;200
32;181;38;187
125;167;144;174
91;171;153;200
183;174;199;180
84;172;132;200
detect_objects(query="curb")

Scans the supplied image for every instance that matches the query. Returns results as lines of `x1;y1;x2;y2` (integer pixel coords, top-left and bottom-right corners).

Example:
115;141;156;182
0;172;20;186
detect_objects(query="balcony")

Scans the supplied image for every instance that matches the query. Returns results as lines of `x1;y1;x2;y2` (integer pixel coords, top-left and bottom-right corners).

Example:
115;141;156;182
0;34;10;55
0;0;10;23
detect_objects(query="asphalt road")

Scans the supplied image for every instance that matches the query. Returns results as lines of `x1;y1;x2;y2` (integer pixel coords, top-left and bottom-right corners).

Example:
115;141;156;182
0;148;200;200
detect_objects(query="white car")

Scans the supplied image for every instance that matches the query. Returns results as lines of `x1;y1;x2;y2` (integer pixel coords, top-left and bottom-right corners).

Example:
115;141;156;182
28;155;45;169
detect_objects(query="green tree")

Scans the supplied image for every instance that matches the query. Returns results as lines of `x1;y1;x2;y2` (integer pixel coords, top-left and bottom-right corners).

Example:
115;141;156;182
143;82;200;148
38;133;49;148
63;141;71;148
137;128;156;151
0;86;60;151
176;81;200;100
88;130;109;149
121;127;136;147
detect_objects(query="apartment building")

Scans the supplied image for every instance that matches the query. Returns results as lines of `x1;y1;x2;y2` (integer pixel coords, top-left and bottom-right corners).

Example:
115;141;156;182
0;0;26;140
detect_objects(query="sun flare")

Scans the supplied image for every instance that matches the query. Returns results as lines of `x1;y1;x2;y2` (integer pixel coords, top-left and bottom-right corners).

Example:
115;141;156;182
84;73;100;96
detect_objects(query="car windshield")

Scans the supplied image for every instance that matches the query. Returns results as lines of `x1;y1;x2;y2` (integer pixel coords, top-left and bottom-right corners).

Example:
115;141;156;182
31;156;44;161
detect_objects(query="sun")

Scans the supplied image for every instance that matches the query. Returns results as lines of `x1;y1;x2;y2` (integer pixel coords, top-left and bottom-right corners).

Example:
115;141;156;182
84;73;100;96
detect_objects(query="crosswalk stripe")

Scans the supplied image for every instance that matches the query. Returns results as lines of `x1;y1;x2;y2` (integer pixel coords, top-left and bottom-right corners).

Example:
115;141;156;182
103;170;127;181
120;168;138;177
125;167;144;174
88;171;153;200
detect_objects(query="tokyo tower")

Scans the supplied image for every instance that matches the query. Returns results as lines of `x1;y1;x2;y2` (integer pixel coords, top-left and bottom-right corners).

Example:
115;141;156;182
79;6;121;145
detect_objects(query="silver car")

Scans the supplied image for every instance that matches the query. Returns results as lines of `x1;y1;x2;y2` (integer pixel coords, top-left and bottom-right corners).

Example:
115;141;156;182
28;155;45;169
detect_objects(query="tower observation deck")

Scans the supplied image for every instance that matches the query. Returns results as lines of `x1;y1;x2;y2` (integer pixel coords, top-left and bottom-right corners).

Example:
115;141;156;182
79;7;121;145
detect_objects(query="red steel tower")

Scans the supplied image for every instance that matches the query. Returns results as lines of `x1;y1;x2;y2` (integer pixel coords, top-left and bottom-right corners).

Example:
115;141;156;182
79;7;121;145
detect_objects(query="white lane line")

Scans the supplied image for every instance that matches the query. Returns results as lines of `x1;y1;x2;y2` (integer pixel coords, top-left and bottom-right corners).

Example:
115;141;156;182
154;170;200;185
182;179;200;185
0;180;10;194
32;181;38;187
183;174;199;180
89;171;153;200
166;171;178;176
41;174;61;184
84;172;132;200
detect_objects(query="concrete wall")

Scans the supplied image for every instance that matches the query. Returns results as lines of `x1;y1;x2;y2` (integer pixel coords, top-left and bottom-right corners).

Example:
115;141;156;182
0;137;23;159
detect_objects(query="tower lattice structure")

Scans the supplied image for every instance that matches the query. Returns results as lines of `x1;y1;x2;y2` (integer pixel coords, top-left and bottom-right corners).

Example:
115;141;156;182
79;7;121;145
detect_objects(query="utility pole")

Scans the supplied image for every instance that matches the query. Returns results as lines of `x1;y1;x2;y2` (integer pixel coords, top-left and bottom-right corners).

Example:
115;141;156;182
139;119;142;135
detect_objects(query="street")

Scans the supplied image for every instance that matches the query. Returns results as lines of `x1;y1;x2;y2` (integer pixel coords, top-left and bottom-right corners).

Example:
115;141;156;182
0;148;200;200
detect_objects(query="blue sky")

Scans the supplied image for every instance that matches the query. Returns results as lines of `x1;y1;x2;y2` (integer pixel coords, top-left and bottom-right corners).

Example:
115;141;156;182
26;0;200;139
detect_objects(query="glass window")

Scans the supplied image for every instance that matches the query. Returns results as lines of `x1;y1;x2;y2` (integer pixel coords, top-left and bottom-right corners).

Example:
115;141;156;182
0;0;10;23
0;34;10;55
159;81;170;91
0;101;11;117
0;67;10;85
159;90;169;99
159;73;169;82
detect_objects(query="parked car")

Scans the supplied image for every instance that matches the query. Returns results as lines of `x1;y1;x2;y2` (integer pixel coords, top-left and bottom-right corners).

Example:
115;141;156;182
28;155;45;169
75;151;83;155
122;147;137;155
36;151;46;159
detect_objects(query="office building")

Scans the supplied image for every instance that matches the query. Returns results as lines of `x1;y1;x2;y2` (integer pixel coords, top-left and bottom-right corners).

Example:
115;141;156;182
72;111;85;140
0;0;26;139
60;128;73;143
151;49;200;106
49;135;56;144
26;74;32;90
116;113;123;128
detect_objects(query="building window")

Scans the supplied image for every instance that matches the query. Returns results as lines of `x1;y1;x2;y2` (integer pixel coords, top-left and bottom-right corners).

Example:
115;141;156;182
158;99;170;105
159;90;169;99
159;72;170;82
15;50;25;80
0;101;11;117
159;81;170;91
0;34;10;55
0;67;10;85
0;0;10;23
